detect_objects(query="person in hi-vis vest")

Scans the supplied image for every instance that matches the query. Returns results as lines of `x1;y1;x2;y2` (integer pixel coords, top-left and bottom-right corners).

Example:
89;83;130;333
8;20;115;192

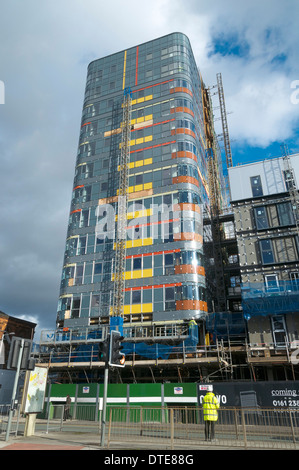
202;386;220;441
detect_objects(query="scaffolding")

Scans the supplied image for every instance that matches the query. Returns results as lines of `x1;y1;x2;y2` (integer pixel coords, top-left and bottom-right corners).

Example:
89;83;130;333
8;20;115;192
111;88;132;318
281;143;299;234
202;78;230;312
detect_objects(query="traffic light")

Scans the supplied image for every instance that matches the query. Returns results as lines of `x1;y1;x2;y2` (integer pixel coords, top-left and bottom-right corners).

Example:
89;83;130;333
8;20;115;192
109;330;125;368
7;337;35;371
98;338;109;364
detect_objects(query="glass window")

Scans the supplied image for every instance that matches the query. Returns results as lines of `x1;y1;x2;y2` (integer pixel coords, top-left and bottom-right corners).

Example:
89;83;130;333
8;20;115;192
165;286;175;311
71;297;81;318
91;294;100;316
260;239;275;264
133;257;142;270
135;174;143;185
265;274;279;290
277;202;295;226
250;175;263;197
271;315;288;347
165;253;174;266
75;266;83;284
254;206;268;229
132;290;141;304
94;263;102;274
143;256;152;269
77;236;86;255
165;287;175;300
283;170;296;191
143;288;152;303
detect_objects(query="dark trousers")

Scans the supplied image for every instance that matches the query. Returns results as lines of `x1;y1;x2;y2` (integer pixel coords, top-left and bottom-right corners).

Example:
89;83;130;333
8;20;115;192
64;408;71;420
205;420;215;440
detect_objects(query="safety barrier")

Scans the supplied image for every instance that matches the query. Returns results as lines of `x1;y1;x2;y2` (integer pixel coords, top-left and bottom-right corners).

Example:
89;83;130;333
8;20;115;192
106;406;299;449
0;404;21;440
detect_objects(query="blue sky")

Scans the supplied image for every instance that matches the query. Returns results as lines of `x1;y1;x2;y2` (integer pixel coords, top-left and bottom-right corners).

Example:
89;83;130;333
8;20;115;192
0;0;298;336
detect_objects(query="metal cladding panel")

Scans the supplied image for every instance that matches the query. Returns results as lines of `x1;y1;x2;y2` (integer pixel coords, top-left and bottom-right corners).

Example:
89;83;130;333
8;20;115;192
228;154;299;202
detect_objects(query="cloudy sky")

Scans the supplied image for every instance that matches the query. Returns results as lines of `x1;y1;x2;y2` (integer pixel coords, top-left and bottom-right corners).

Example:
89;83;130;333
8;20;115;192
0;0;298;339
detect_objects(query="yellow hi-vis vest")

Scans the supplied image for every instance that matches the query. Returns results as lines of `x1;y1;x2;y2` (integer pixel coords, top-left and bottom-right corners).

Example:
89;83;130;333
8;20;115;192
203;392;220;421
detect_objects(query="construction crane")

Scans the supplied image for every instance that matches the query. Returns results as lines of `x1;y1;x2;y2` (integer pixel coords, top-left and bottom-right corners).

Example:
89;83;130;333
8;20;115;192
201;81;226;311
217;73;233;169
111;88;132;318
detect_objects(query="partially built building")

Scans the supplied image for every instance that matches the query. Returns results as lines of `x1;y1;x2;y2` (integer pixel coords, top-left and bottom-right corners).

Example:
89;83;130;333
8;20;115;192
34;33;299;385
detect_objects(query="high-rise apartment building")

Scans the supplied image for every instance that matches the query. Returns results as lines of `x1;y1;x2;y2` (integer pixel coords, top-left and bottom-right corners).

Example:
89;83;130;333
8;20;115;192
56;33;211;330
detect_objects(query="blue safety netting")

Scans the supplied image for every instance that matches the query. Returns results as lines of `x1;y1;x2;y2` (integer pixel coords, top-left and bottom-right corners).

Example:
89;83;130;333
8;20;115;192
205;312;246;340
241;281;299;320
51;324;198;363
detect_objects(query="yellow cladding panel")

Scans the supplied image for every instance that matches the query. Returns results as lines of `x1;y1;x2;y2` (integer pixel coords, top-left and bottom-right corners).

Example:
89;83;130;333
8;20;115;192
132;269;142;280
127;182;153;193
124;305;131;315
114;238;153;250
142;238;153;246
145;136;153;143
136;138;144;145
131;304;142;314
131;95;152;106
122;50;127;89
143;268;153;277
127;208;152;219
123;303;153;315
131;268;153;279
142;303;153;313
137;117;144;124
126;158;152;170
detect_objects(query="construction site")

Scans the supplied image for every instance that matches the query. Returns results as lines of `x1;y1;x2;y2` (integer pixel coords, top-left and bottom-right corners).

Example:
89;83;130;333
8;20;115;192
33;33;299;386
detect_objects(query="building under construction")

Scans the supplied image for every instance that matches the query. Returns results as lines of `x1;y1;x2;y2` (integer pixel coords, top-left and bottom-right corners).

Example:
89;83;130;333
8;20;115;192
35;33;299;384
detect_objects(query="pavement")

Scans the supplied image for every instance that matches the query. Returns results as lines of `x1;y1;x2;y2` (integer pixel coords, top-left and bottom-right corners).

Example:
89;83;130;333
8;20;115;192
0;420;284;451
0;429;251;451
0;430;102;451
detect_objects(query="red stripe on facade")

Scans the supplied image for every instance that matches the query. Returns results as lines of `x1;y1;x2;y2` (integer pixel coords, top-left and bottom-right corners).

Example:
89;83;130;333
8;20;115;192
126;282;182;292
130;140;176;154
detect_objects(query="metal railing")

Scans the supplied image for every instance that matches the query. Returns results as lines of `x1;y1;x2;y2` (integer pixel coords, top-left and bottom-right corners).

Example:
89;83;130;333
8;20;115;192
39;323;190;346
106;406;299;450
0;404;21;440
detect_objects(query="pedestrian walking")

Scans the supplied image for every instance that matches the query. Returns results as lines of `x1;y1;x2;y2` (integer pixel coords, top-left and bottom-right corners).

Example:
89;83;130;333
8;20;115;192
64;394;72;421
202;386;220;441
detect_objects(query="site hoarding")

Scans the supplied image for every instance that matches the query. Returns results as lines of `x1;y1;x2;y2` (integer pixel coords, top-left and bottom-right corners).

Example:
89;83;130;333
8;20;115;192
197;381;299;409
